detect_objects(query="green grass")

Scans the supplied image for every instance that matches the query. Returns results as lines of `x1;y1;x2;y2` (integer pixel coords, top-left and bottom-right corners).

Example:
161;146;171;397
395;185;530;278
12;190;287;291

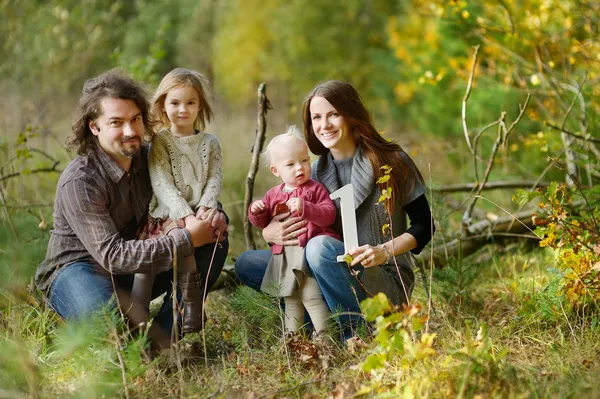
2;208;600;398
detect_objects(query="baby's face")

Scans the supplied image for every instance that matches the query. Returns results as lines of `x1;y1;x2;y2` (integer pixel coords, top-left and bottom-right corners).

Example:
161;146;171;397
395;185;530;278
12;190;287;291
270;139;311;189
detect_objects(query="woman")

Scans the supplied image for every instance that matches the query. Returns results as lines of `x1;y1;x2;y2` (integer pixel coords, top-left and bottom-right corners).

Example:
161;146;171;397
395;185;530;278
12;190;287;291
235;80;434;339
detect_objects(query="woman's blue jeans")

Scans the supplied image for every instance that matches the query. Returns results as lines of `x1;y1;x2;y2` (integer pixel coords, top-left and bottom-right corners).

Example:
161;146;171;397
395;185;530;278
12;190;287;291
235;236;366;340
48;237;229;335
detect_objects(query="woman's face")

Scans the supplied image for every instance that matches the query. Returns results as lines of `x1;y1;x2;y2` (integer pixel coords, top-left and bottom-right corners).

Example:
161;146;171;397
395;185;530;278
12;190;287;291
309;96;356;158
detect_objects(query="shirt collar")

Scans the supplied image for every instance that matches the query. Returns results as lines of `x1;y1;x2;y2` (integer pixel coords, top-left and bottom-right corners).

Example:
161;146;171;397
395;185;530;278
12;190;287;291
96;145;148;183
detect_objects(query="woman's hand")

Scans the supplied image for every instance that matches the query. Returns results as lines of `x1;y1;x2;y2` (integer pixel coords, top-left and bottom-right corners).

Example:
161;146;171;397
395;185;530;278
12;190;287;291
348;244;388;268
262;212;308;246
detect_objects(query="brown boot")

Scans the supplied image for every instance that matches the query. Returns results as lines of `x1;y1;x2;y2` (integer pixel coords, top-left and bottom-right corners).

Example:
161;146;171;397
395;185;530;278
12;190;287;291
178;268;204;334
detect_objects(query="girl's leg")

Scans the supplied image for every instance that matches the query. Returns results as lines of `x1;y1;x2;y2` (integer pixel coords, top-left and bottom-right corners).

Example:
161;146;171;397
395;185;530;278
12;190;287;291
194;235;229;292
299;276;330;332
131;273;155;314
305;235;366;340
283;293;304;332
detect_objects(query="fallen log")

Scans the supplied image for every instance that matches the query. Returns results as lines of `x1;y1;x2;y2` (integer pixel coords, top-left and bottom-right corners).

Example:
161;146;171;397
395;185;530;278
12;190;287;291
417;209;539;268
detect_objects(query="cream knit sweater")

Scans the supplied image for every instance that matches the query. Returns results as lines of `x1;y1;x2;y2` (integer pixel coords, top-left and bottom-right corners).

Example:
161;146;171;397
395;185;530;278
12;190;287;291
148;129;222;220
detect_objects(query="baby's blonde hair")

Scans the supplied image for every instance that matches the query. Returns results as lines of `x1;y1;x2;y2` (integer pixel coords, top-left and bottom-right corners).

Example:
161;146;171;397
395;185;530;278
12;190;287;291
261;125;307;166
151;68;213;132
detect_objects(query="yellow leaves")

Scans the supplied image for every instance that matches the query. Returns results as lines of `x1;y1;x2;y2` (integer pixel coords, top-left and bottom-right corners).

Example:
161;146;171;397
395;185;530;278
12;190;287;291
378;188;393;204
382;224;390;235
380;165;392;174
377;175;391;184
394;82;415;104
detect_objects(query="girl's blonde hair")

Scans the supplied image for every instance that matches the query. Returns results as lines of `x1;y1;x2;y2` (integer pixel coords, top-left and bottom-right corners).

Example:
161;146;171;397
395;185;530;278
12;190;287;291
261;125;307;166
151;68;213;132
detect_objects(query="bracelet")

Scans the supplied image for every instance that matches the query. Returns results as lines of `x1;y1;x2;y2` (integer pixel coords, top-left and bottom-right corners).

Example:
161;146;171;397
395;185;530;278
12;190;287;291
378;244;392;262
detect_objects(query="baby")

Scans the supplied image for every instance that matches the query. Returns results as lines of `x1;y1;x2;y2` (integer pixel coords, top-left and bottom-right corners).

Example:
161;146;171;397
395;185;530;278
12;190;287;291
248;126;339;335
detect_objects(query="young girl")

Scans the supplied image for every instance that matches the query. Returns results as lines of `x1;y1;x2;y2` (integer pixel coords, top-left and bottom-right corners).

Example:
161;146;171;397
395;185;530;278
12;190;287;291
248;126;339;336
132;68;228;334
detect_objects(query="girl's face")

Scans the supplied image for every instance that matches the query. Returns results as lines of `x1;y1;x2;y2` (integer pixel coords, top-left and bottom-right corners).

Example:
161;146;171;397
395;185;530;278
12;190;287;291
270;138;311;189
309;96;355;159
164;85;200;137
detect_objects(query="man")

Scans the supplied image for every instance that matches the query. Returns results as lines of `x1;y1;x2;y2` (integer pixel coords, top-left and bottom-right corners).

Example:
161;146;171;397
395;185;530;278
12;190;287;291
35;69;226;345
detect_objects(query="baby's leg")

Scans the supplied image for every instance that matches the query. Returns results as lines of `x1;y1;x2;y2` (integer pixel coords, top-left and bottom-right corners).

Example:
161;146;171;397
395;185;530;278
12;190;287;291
283;291;304;332
131;273;154;314
300;276;329;332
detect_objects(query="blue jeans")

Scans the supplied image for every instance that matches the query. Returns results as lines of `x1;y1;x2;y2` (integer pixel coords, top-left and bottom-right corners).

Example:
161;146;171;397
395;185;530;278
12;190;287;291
235;235;365;340
49;236;229;335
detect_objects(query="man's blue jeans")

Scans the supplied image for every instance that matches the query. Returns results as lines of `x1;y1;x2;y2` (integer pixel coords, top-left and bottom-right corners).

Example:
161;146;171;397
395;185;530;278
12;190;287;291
235;236;366;339
48;237;229;335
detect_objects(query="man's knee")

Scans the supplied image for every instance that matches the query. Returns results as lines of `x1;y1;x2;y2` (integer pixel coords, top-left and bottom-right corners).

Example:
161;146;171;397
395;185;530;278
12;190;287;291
48;262;115;320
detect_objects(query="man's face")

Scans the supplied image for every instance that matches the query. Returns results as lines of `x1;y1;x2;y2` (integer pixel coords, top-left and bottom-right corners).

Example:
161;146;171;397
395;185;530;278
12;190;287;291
89;98;144;170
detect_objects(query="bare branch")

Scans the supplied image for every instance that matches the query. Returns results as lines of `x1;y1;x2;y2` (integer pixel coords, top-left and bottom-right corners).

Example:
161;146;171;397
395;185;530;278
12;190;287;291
243;83;271;251
545;122;600;144
462;45;480;153
0;162;61;184
435;180;549;193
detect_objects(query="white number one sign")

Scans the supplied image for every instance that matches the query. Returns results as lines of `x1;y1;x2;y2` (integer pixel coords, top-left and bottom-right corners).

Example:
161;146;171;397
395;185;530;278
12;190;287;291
329;184;358;262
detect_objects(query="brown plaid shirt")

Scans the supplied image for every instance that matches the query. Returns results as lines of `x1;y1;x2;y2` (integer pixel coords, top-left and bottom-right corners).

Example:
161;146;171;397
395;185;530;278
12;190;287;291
35;145;193;294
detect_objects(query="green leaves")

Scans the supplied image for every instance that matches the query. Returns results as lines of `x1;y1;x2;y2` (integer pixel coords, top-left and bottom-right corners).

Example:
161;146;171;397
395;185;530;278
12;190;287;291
361;293;392;322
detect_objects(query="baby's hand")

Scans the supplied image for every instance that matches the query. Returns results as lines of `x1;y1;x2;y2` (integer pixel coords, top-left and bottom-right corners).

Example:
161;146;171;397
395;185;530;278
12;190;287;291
286;198;303;215
251;200;266;215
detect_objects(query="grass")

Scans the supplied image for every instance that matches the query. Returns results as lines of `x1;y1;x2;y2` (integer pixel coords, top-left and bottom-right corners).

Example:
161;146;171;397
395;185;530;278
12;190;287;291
2;206;600;398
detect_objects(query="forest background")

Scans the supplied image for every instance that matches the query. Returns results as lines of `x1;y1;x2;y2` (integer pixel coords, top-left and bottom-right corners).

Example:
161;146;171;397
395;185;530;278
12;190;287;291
2;0;600;397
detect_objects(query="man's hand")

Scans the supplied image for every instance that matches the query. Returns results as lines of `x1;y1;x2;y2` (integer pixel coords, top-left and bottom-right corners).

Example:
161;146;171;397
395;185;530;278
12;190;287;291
250;200;266;215
262;212;308;246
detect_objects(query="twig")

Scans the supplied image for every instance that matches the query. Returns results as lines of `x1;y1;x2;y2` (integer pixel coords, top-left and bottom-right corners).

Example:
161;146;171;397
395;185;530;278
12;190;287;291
462;45;480;153
435;180;549;193
170;241;185;391
472;119;501;183
0;187;18;240
426;162;434;333
545;122;600;144
243;83;271;250
105;310;131;399
0;162;61;183
463;95;530;231
201;231;222;367
0;202;55;209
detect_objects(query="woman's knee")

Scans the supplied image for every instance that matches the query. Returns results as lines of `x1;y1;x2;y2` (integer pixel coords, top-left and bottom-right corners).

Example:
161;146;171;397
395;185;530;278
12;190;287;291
305;236;343;273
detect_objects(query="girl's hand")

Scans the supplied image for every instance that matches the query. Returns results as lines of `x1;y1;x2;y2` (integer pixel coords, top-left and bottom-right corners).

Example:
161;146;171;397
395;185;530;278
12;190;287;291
184;215;224;247
262;213;308;246
348;244;388;268
196;206;227;233
286;198;303;215
250;200;266;215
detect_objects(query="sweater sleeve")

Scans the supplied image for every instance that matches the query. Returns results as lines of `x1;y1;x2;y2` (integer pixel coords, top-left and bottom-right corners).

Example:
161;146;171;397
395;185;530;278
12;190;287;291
149;135;194;220
404;193;435;254
300;182;337;228
248;191;273;229
198;135;223;209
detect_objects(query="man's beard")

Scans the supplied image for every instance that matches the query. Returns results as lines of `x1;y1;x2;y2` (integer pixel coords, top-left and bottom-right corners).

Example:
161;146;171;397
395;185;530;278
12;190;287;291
119;137;142;158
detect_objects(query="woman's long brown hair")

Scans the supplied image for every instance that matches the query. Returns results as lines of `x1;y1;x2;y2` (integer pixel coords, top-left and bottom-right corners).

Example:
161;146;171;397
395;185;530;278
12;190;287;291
302;80;424;213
